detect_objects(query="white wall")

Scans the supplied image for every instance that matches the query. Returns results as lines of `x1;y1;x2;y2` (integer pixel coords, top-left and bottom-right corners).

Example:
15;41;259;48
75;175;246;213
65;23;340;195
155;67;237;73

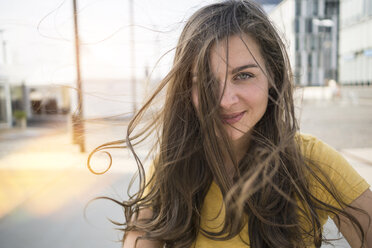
269;0;296;69
339;0;372;84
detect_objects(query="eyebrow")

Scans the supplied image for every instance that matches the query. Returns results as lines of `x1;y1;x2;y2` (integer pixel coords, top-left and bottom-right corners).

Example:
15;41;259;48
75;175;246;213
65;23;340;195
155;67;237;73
230;64;258;74
192;63;258;79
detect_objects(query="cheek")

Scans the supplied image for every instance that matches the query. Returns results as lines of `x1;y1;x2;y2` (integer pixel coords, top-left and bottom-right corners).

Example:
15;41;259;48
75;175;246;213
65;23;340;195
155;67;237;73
254;88;269;109
243;81;269;103
256;90;269;115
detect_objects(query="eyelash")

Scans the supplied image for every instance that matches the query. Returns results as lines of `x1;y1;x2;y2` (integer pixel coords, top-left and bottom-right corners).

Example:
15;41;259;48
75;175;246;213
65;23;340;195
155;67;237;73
233;72;254;81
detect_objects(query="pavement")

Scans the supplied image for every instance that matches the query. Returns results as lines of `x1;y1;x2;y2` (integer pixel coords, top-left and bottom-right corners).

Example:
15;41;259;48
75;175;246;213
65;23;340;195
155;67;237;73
0;118;141;248
0;86;371;248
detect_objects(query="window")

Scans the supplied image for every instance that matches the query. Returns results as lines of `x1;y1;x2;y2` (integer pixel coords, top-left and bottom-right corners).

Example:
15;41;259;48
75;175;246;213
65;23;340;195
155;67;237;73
295;18;300;33
306;35;313;51
295;35;300;51
367;0;372;16
295;52;302;67
325;1;339;17
306;18;313;33
311;35;317;50
295;0;301;16
306;0;313;17
313;0;318;16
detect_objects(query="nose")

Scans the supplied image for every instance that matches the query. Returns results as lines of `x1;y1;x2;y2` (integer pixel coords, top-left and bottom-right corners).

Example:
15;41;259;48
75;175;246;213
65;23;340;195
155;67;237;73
219;81;239;109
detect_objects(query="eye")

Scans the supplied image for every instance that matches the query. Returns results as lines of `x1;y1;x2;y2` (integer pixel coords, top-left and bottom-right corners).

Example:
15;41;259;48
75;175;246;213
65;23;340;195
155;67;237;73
233;72;254;81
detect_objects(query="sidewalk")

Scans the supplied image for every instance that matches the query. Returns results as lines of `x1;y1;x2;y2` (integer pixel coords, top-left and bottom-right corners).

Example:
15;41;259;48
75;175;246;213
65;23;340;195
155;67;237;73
0;121;140;212
340;148;372;185
0;121;139;248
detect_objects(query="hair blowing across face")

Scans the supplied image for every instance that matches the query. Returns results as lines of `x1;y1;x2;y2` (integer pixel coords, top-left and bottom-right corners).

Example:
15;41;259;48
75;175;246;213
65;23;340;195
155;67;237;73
88;0;367;247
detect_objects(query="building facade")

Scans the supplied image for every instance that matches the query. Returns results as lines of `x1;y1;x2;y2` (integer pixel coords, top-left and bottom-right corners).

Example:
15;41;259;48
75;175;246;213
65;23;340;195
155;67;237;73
0;30;12;128
0;81;12;128
339;0;372;85
270;0;340;86
0;29;72;129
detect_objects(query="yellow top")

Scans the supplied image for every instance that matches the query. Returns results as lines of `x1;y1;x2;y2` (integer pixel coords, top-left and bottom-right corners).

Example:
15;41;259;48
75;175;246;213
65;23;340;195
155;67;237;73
144;134;370;247
193;134;370;247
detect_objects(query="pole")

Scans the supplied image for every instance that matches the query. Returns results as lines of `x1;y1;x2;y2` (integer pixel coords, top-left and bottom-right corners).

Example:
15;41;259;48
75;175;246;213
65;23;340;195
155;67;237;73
73;0;85;152
129;0;137;114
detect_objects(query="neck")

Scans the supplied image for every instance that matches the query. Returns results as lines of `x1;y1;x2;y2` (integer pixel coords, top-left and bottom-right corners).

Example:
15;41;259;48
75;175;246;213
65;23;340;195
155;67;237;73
231;135;250;162
228;129;251;162
220;134;250;180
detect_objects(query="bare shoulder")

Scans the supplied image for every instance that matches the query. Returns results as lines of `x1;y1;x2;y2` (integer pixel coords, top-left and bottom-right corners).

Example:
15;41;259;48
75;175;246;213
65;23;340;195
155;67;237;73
333;188;372;247
122;208;163;248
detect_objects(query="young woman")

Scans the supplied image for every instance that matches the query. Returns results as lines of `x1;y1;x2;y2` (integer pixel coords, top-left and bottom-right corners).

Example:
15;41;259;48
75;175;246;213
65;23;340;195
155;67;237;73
90;0;372;247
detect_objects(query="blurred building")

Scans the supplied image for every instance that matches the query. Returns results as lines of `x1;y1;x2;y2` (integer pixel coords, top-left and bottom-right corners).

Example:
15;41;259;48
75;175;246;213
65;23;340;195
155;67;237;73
0;29;12;128
255;0;282;12
1;82;71;128
339;0;372;86
0;81;12;128
270;0;340;86
28;85;70;116
0;29;70;129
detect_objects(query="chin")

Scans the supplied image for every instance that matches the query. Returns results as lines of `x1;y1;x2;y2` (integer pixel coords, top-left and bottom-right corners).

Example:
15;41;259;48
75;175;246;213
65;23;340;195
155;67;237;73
226;130;247;141
227;134;241;141
225;126;252;141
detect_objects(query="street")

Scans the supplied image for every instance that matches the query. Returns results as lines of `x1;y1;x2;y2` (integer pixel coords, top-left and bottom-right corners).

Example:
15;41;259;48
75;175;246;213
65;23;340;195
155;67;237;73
0;119;138;248
0;86;371;248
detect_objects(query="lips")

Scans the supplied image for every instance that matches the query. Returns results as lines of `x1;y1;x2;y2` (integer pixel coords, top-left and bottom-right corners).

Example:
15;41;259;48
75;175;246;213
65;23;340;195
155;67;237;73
221;111;246;125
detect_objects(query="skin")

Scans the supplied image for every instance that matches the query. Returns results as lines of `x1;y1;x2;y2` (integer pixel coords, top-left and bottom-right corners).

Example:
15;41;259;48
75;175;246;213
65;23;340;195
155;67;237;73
334;189;372;247
192;34;269;156
123;208;162;248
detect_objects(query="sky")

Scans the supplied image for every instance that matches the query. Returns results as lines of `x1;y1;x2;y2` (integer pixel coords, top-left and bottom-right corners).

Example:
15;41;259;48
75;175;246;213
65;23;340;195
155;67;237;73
0;0;280;119
0;0;218;85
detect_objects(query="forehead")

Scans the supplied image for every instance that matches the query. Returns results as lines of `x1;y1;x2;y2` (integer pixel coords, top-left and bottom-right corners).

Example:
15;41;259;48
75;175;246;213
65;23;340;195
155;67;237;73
209;34;266;74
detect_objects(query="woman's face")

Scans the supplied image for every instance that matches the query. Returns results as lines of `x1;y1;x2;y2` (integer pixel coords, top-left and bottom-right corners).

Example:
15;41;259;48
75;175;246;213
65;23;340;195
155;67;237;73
192;34;270;141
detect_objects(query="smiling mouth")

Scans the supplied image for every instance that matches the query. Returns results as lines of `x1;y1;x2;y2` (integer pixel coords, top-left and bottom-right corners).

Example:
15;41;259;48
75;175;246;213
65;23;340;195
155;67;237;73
221;111;246;125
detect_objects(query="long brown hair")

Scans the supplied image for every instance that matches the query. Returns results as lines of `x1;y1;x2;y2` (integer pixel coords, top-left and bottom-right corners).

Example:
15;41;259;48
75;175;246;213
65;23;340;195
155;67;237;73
88;0;368;247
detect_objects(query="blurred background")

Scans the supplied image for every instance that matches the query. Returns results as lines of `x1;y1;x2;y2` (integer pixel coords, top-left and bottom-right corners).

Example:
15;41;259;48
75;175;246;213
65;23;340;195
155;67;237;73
0;0;371;247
